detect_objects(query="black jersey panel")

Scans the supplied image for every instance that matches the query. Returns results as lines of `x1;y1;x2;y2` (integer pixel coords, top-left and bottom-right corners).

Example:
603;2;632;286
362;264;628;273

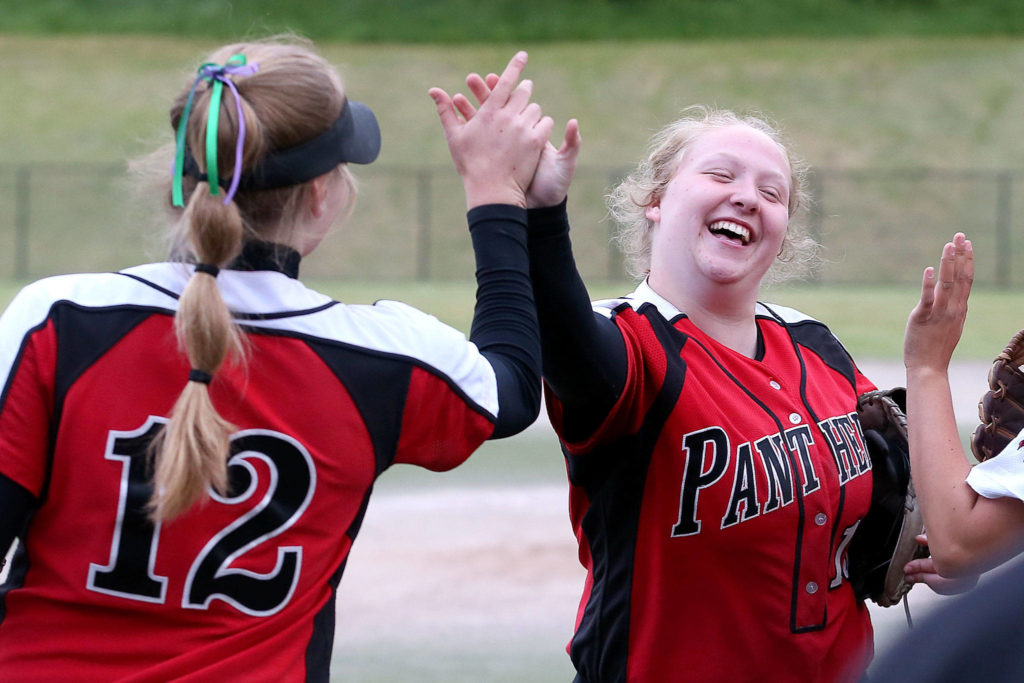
304;339;412;477
0;473;35;626
568;305;687;683
45;303;161;503
50;304;161;405
782;320;859;393
304;533;354;683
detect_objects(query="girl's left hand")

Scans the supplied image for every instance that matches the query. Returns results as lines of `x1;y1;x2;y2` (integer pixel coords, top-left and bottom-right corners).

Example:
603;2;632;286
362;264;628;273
904;233;973;373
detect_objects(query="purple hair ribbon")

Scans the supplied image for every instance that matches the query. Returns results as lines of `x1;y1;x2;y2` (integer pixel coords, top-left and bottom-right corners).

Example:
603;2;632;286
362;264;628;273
171;54;259;207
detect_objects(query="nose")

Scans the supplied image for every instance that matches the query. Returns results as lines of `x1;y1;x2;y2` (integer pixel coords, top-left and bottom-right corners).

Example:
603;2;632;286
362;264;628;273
731;182;759;213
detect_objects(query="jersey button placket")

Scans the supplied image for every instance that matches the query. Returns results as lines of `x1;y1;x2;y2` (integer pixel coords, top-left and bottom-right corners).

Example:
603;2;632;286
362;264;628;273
793;413;830;630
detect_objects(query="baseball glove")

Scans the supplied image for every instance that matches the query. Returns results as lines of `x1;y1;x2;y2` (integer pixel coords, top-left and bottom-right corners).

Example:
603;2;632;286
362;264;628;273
848;388;928;607
972;329;1024;463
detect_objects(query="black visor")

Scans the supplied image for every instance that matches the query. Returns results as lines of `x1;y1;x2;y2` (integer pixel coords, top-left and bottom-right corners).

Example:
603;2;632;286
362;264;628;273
183;98;381;192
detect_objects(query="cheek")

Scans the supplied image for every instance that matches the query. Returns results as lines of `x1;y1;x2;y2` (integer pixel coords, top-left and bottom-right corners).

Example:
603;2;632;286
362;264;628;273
765;206;790;241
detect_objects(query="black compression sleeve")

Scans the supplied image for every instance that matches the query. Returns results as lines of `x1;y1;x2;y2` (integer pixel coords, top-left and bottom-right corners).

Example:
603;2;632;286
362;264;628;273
527;200;628;441
0;473;34;568
467;204;542;439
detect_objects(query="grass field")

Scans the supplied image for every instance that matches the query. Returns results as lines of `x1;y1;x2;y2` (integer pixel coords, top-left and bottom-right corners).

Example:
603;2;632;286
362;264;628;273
4;35;1024;288
6;34;1024;170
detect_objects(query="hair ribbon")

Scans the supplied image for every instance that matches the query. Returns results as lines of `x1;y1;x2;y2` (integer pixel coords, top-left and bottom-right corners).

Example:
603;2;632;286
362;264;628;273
172;54;259;208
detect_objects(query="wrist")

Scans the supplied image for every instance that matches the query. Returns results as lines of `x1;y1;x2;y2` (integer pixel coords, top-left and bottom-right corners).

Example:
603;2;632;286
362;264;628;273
464;181;526;210
526;193;568;210
904;364;950;384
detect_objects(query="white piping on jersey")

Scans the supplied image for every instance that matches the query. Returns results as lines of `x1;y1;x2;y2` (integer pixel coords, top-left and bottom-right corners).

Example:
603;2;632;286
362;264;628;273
0;264;499;419
591;279;821;327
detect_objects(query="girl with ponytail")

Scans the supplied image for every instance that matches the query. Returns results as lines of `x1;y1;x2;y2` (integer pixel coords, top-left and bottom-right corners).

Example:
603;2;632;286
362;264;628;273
0;42;546;680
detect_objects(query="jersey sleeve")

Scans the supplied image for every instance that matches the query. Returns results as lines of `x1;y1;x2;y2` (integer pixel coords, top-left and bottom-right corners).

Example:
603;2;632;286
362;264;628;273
466;204;541;439
0;283;58;497
853;364;878;396
526;201;629;444
544;308;655;453
966;427;1024;501
367;300;500;472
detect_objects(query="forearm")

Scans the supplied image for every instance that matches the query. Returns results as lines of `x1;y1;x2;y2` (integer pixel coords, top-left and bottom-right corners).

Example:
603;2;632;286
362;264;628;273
527;201;626;441
907;367;1008;575
467;204;542;438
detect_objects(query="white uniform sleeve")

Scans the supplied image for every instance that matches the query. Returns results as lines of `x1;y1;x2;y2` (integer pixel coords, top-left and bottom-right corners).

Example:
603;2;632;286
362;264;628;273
966;426;1024;501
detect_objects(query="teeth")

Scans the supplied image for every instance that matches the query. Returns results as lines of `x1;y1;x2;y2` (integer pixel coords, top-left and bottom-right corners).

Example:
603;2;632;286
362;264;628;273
709;220;751;245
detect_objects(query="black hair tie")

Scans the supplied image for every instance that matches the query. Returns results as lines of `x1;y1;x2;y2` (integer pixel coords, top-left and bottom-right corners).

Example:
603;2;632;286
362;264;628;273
188;369;213;385
194;263;220;277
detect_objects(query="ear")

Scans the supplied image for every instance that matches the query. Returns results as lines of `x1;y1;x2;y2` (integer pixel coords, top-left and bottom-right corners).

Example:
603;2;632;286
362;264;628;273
308;175;330;219
645;201;661;223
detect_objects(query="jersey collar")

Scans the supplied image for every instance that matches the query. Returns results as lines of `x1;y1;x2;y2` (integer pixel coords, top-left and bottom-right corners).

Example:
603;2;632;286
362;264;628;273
226;240;301;279
631;279;684;320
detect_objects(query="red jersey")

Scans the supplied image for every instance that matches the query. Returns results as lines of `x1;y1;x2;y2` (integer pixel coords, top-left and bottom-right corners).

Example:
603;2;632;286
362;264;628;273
0;262;498;681
547;282;876;683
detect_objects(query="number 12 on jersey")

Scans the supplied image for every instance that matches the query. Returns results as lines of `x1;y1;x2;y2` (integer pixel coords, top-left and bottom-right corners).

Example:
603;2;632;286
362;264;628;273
87;417;317;616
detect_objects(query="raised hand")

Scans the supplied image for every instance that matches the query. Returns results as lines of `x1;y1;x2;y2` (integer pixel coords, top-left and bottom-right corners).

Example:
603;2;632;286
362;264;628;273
429;51;553;209
904;232;974;372
461;71;581;209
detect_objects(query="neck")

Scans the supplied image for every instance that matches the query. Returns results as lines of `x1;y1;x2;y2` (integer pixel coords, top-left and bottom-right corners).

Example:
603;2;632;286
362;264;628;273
647;275;760;358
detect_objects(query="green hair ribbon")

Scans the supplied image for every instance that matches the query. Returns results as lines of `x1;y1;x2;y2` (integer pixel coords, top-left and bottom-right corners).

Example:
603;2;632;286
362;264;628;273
171;54;259;207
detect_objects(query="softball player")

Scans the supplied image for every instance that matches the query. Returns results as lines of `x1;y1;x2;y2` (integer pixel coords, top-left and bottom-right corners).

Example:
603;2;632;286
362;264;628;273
442;68;958;679
0;43;545;680
528;112;876;682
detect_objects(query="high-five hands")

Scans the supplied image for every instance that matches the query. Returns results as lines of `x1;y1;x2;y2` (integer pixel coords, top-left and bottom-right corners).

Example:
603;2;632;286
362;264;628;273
459;70;581;209
429;51;554;209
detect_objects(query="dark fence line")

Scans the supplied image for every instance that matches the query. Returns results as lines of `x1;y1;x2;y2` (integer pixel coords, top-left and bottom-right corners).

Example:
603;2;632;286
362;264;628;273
0;163;1019;287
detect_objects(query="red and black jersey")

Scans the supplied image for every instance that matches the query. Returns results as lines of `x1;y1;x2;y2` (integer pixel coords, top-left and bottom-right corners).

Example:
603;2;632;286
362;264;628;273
0;260;503;681
546;282;876;683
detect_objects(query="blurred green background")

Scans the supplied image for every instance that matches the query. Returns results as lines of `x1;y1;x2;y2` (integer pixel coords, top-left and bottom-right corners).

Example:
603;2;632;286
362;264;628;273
3;2;1024;680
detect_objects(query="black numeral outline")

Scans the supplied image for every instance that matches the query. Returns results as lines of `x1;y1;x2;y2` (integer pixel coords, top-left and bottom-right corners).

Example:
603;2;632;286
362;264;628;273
183;430;316;616
87;420;316;617
87;417;169;603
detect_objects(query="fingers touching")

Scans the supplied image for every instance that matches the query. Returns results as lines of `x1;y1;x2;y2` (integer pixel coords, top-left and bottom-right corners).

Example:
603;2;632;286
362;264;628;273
429;51;559;209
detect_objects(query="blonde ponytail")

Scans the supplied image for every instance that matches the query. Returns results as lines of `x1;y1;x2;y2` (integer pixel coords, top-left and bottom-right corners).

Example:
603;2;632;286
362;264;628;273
150;185;246;520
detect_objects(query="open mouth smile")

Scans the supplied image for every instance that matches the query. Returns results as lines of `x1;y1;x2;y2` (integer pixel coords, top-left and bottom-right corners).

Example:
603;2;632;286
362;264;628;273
708;220;751;245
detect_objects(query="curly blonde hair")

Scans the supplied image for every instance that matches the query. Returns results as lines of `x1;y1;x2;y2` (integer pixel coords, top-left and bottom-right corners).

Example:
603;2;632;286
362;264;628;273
607;105;819;284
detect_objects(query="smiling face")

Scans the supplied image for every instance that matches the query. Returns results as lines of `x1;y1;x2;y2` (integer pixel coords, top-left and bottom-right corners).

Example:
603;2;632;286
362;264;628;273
646;124;792;301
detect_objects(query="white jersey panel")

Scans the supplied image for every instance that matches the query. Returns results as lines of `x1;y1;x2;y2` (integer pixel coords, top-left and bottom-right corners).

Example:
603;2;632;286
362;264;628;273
0;264;499;420
967;426;1024;502
590;280;824;329
0;271;175;397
